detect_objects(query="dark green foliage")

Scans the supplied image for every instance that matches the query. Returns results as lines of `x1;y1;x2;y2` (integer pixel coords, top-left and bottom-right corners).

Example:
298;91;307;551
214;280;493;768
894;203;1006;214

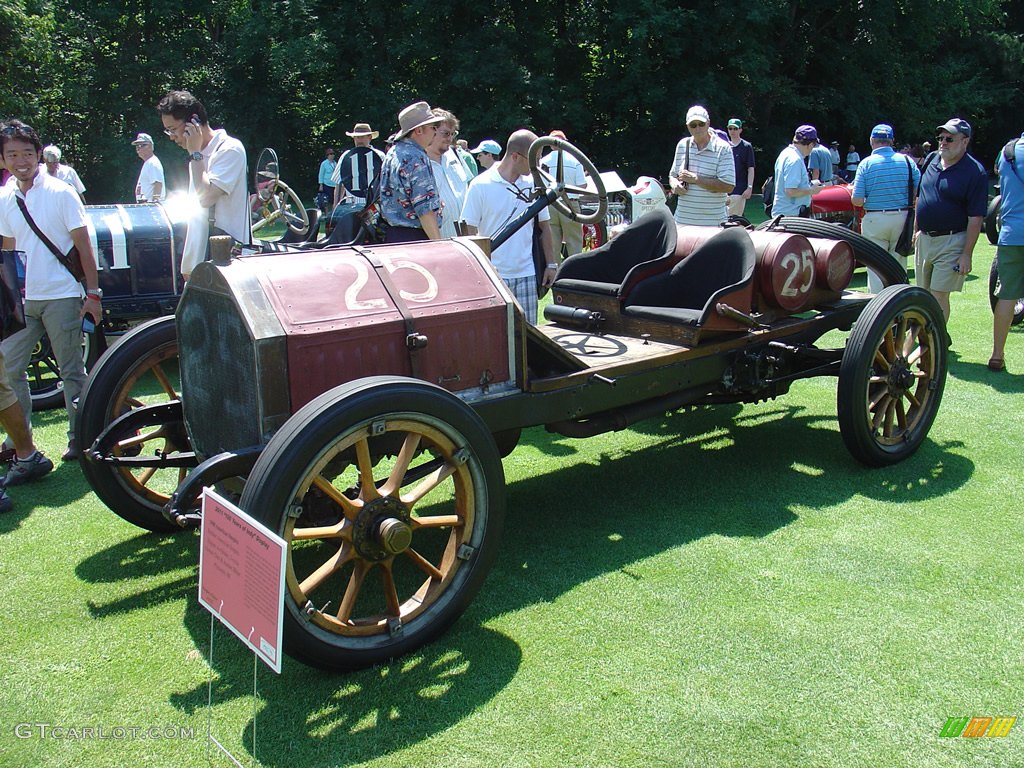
2;0;1021;203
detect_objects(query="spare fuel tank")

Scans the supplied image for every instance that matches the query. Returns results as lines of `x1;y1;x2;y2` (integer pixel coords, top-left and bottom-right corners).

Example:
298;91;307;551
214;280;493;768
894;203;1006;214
177;238;519;458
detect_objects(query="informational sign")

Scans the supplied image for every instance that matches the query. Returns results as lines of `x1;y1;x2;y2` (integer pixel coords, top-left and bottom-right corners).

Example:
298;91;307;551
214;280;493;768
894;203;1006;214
198;488;286;674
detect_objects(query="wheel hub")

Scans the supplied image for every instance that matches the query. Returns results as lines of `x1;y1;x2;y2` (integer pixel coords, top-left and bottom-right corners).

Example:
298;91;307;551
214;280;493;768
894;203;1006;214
353;496;413;561
888;358;915;393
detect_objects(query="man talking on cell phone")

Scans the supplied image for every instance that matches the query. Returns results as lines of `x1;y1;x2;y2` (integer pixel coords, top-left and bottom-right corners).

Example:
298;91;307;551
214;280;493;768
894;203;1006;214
156;90;250;280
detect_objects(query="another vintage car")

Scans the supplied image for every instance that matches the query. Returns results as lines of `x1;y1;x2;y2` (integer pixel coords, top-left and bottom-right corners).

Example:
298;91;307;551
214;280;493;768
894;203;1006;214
28;149;313;409
77;138;948;672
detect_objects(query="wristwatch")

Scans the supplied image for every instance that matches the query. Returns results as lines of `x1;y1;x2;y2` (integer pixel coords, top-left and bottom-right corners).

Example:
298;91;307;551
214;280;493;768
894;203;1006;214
188;151;203;162
86;288;103;299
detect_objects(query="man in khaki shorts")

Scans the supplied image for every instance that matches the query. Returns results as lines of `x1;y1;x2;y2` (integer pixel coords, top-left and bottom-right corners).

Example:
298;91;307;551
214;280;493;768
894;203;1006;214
913;118;988;324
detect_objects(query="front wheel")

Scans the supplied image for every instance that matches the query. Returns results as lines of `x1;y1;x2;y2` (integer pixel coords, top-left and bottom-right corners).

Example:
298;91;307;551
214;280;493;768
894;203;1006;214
239;376;506;672
837;285;947;466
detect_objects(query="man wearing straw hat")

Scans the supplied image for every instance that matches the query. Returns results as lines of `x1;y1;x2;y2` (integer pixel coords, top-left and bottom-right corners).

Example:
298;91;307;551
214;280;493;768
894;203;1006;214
331;122;385;209
378;101;444;242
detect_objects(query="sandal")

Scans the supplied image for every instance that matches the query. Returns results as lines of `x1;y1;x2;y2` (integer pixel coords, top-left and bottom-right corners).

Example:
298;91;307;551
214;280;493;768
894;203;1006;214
988;357;1006;372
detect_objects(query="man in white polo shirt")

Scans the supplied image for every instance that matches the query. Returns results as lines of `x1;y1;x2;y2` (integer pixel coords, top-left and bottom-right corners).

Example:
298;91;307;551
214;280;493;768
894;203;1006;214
156;90;250;279
131;132;165;202
668;105;735;226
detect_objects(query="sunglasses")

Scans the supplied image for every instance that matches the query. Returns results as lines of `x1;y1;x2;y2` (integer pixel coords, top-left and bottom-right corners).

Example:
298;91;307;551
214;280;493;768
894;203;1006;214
936;135;959;144
727;126;741;130
437;129;459;138
688;121;707;129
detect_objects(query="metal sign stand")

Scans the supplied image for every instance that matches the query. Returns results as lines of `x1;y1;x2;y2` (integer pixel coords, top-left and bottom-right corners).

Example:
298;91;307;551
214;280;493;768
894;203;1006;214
205;610;262;768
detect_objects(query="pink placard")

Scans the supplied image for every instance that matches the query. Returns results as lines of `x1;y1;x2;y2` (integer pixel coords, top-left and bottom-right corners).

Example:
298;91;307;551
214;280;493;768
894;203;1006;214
198;488;286;674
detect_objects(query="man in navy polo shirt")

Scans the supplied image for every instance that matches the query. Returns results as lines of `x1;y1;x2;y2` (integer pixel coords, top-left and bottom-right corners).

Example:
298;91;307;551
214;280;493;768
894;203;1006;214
914;118;988;323
851;123;920;293
725;118;755;217
990;132;1024;372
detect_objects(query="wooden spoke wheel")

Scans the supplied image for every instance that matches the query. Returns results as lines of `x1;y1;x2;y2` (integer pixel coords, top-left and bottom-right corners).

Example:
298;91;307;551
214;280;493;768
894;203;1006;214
837;285;948;466
240;376;505;672
77;317;191;532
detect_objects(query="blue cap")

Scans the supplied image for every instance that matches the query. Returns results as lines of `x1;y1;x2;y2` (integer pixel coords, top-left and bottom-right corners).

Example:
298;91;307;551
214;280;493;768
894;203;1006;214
871;124;894;140
470;140;502;155
936;118;971;138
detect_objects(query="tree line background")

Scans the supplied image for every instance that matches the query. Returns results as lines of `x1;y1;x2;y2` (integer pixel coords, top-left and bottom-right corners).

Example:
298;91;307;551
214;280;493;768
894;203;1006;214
3;0;1022;205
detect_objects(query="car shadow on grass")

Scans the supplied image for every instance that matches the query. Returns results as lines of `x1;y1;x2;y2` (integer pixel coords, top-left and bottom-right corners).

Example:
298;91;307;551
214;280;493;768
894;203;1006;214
72;400;971;767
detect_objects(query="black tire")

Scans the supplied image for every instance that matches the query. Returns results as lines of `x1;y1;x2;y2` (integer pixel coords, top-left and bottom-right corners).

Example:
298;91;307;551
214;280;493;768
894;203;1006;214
837;285;947;466
988;256;1024;326
29;331;102;411
985;195;1001;246
77;316;185;533
239;376;506;672
757;216;908;288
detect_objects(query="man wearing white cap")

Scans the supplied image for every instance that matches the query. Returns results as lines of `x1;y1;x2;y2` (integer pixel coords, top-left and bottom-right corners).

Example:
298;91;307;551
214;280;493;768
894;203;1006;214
470;139;502;172
131;132;165;203
668;105;734;226
378;101;444;242
40;145;86;203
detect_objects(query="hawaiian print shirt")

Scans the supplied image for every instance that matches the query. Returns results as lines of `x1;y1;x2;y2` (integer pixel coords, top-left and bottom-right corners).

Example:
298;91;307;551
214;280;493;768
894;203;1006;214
379;139;442;227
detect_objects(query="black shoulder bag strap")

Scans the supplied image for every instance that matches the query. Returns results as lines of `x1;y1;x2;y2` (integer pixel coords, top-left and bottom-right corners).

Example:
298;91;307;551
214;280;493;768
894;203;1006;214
14;196;82;281
904;156;914;207
1003;138;1024;183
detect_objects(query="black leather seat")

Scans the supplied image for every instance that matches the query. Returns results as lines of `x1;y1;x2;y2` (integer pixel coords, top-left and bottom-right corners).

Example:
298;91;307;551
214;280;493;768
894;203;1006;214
553;206;678;298
622;227;756;328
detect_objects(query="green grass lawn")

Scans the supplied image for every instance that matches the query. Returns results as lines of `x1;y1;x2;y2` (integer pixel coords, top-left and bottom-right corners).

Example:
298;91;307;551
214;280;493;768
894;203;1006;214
1;233;1022;768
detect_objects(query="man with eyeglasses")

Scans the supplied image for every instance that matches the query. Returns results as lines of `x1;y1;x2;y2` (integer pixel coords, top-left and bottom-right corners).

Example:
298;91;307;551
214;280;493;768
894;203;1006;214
913;118;987;324
668;106;735;226
851;124;919;293
771;125;828;217
426;109;471;239
156;90;250;280
725;119;755;217
378;101;444;242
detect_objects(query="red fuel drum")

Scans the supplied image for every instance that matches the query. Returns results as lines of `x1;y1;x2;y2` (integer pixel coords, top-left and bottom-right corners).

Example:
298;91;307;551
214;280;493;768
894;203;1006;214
749;231;854;312
675;227;855;313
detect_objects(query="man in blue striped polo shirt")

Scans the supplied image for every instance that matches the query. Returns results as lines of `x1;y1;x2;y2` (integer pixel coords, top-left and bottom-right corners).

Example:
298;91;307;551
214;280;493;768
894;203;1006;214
851;124;920;293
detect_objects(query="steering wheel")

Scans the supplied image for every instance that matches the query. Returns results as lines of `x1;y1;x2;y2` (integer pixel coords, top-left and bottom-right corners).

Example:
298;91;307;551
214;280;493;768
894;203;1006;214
529;137;607;224
250;148;311;237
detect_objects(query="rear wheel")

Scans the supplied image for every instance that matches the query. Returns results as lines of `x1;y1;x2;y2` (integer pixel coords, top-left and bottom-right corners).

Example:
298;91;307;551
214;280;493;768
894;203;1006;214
239;376;505;672
985;195;1001;245
837;286;947;466
77;317;188;532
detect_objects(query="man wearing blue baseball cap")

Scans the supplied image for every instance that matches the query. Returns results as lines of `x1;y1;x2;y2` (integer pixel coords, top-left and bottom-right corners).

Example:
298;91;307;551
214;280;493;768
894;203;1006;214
470;139;502;172
914;117;987;324
851;123;920;293
771;124;828;217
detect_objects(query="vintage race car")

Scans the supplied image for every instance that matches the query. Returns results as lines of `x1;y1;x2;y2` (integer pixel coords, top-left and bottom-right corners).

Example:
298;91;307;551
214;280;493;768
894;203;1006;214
77;138;948;672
